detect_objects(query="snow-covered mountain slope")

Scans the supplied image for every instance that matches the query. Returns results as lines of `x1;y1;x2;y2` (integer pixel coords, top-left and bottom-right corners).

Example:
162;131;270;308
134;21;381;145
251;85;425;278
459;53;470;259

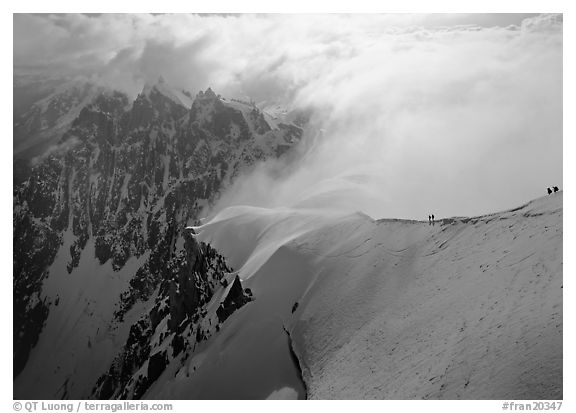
13;79;304;398
187;192;562;399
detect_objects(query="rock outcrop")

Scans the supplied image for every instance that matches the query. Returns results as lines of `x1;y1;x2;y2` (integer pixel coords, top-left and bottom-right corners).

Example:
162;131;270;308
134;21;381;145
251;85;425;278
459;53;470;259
92;230;252;399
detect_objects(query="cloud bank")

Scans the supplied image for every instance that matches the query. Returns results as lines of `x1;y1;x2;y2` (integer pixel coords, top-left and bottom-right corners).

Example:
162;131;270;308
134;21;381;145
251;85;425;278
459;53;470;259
14;13;563;219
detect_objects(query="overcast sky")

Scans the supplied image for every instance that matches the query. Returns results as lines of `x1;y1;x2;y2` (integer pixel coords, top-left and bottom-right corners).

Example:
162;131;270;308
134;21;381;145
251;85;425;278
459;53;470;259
13;13;563;219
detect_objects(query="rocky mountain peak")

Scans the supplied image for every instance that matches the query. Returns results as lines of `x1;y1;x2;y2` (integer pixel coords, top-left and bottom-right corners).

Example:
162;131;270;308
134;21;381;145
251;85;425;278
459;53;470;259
140;77;193;110
194;87;219;103
204;87;217;99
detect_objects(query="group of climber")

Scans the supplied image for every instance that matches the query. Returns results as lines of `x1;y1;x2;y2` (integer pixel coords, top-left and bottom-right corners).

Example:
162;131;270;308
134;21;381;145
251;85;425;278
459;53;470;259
547;186;560;195
428;214;435;226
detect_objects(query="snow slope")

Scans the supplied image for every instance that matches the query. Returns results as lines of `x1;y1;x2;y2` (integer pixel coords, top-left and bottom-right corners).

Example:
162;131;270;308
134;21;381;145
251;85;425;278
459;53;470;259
13;233;151;399
185;192;562;399
145;247;309;400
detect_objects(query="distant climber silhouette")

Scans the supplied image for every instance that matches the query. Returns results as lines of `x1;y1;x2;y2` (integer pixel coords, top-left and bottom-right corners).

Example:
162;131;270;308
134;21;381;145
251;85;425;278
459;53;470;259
292;302;299;313
428;215;431;226
547;187;552;195
553;186;559;193
432;214;435;226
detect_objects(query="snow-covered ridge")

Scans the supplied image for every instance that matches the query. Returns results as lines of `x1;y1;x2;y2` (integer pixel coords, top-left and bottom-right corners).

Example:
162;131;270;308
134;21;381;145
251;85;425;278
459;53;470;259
183;192;562;399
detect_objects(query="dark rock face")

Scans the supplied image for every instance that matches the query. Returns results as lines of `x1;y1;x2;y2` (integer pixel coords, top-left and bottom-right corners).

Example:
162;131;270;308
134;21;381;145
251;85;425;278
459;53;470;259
92;231;252;399
216;276;253;323
147;351;168;383
13;80;300;394
13;158;31;186
13;156;64;378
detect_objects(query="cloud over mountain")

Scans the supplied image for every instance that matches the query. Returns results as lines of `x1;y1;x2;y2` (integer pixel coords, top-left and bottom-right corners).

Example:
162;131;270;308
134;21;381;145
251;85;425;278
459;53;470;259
14;13;563;219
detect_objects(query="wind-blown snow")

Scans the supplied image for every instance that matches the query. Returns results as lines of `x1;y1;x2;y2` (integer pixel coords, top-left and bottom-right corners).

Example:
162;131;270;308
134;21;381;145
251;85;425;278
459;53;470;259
191;205;347;279
191;173;388;278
